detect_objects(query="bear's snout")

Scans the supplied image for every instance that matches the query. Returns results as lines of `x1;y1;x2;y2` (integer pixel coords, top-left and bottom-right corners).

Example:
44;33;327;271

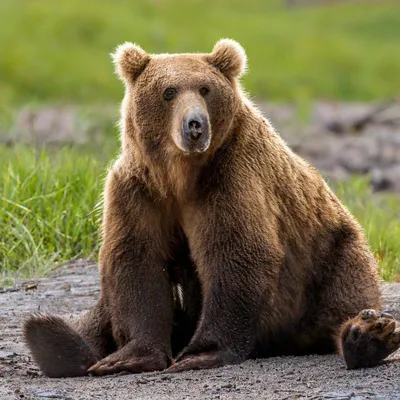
181;109;210;154
187;118;203;141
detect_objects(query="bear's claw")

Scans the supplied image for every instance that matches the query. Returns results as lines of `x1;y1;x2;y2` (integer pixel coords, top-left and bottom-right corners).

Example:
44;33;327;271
87;345;170;375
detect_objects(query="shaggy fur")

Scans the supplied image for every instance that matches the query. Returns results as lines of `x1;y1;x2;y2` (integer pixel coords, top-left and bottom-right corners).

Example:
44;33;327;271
24;39;393;377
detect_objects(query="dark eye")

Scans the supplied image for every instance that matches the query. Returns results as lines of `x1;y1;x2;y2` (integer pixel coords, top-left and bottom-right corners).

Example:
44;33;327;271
163;88;177;101
200;86;210;96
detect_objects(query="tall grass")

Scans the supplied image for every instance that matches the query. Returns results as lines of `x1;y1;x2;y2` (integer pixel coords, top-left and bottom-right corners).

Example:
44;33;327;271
1;145;399;280
335;177;400;281
0;145;116;278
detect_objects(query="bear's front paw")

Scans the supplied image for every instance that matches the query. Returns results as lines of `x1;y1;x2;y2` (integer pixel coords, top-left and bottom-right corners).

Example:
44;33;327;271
88;343;170;376
339;309;400;369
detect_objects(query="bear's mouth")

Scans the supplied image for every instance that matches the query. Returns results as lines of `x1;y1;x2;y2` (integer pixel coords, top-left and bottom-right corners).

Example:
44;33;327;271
181;137;211;155
174;138;211;156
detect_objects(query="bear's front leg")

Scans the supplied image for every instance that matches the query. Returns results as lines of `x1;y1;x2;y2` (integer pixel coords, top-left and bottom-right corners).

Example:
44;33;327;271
168;191;282;372
88;170;175;375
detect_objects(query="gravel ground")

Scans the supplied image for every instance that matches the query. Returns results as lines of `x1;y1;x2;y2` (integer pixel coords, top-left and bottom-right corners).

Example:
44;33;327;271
1;261;399;400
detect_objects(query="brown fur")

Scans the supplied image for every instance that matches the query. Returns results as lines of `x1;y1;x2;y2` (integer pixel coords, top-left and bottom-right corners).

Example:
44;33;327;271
24;39;386;377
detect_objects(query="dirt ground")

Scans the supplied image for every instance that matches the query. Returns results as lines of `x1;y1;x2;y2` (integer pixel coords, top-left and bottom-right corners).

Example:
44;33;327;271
1;260;400;400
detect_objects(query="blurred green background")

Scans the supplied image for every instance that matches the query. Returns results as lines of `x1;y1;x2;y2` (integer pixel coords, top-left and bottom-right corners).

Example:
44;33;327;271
1;0;400;109
1;0;400;280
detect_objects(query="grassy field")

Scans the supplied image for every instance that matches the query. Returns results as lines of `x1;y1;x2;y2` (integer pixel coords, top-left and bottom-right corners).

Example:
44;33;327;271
0;143;117;280
0;0;400;113
1;144;399;281
335;178;400;281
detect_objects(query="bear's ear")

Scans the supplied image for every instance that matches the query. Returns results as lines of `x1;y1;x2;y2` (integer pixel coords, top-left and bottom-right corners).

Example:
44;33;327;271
112;42;150;83
206;39;247;79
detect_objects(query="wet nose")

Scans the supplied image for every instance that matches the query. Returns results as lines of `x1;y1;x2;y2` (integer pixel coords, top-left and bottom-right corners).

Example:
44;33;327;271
188;119;203;140
183;110;209;142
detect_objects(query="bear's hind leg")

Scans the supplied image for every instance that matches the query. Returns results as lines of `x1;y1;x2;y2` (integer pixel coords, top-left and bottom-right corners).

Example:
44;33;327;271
292;225;382;358
24;300;112;377
338;309;400;369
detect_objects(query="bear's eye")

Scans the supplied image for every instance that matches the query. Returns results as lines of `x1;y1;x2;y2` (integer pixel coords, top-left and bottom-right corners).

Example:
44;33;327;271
163;88;177;101
200;86;210;97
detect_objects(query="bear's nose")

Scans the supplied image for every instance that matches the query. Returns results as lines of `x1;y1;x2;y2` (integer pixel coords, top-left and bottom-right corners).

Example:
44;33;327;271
188;119;203;140
183;110;209;143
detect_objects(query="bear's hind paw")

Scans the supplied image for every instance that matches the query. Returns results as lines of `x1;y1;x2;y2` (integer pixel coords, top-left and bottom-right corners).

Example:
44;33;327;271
339;309;400;369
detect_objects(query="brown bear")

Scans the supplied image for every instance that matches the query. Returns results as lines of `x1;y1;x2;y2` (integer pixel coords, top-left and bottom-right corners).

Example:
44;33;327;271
23;39;400;378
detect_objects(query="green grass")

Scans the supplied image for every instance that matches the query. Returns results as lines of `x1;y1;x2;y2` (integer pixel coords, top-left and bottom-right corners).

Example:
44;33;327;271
335;177;400;282
0;0;400;113
0;143;117;279
1;145;399;281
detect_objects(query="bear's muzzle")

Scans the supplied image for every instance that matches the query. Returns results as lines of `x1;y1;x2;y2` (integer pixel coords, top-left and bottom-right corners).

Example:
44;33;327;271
181;108;211;154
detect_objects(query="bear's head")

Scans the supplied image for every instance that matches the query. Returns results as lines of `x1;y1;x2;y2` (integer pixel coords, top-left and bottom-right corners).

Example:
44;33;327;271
112;39;247;162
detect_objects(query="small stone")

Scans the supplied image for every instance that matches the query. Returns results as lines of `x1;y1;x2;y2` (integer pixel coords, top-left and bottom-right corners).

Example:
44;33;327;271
221;383;233;389
32;390;64;399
